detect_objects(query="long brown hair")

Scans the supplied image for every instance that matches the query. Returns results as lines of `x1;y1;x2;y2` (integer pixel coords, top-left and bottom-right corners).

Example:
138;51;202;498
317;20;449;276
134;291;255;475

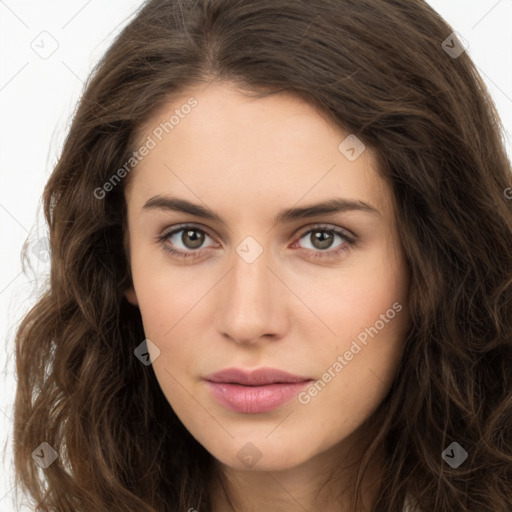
13;0;512;510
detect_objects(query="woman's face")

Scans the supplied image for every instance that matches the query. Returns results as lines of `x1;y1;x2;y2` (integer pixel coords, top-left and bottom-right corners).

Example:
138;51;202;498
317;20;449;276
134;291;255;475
124;81;410;472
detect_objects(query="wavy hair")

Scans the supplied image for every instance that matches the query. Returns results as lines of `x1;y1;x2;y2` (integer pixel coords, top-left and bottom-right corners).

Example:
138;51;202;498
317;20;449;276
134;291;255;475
13;0;512;510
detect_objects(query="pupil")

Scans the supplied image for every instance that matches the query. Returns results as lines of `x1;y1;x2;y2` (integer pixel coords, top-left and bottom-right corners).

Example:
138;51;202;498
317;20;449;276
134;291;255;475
313;230;333;249
184;230;204;249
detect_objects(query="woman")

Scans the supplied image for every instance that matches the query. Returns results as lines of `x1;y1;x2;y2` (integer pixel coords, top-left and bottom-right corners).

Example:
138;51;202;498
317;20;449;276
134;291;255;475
13;0;512;510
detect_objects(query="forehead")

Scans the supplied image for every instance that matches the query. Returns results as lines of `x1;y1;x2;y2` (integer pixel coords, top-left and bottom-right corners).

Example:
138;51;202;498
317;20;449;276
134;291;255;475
126;82;394;220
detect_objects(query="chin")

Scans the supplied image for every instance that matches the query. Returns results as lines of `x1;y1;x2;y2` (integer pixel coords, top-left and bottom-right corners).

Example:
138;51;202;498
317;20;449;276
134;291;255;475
207;437;314;472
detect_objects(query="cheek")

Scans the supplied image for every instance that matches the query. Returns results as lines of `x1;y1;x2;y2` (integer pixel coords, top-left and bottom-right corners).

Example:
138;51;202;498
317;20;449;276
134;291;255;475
302;246;407;348
129;249;213;385
129;241;198;337
293;298;407;452
298;245;409;414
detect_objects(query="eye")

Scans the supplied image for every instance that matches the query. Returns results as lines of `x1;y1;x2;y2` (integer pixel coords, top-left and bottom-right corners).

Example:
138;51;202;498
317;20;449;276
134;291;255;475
293;224;355;259
157;224;216;259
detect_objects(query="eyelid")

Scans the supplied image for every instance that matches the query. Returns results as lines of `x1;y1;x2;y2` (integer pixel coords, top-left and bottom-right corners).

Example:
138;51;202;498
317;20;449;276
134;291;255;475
293;223;356;243
159;222;217;241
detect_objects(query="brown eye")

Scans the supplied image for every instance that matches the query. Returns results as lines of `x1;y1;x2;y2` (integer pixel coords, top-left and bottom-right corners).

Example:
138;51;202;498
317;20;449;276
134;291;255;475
309;230;335;250
298;228;348;251
294;225;355;260
159;225;216;258
181;229;205;249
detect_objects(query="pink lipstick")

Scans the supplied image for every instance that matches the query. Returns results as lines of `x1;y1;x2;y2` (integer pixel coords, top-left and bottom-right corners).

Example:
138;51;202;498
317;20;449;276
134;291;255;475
204;367;313;413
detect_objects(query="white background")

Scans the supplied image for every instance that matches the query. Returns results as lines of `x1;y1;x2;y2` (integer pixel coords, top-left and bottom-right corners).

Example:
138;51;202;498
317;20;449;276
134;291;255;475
1;0;511;510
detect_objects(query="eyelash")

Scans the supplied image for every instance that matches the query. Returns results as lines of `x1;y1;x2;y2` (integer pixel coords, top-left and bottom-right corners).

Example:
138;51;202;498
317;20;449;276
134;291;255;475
156;223;356;261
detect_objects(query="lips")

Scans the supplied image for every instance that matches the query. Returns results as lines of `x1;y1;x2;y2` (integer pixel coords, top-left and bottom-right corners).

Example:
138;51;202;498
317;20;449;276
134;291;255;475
203;367;313;413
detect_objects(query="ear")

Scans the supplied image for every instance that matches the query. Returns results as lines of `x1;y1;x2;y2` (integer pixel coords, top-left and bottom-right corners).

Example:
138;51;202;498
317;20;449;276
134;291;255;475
124;286;139;307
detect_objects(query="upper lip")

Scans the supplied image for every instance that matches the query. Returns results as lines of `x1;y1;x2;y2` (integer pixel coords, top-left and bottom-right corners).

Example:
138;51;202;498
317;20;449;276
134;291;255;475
204;367;312;386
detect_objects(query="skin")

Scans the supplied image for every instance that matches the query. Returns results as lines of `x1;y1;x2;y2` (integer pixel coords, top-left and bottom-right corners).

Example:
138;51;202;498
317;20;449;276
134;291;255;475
123;81;410;511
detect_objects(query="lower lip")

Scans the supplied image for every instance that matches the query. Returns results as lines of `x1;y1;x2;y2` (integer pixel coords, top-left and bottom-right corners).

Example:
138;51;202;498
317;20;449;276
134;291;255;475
205;380;311;413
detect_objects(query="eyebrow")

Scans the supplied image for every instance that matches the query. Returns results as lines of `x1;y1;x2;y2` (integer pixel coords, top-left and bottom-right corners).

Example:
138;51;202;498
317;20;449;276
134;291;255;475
142;196;381;223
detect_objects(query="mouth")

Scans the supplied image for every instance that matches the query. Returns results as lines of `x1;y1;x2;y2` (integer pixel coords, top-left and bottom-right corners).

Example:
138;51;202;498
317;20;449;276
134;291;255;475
203;367;314;413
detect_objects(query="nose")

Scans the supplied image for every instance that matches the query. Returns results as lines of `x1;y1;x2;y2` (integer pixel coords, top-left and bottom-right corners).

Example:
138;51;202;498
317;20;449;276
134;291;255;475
215;243;288;346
